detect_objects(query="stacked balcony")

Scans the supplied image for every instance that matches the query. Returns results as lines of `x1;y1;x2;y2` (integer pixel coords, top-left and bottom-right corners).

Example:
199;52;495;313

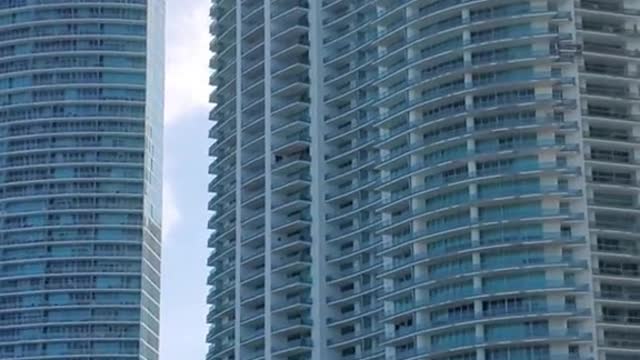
235;2;270;359
0;1;162;359
207;1;238;359
207;1;640;359
375;1;593;360
268;2;313;359
322;1;385;359
576;0;640;358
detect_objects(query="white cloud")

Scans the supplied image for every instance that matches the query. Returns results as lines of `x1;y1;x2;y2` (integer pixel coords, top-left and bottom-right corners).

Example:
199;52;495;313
162;181;181;240
164;0;211;126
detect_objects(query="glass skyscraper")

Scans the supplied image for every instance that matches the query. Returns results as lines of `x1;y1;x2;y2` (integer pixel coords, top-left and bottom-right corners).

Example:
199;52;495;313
0;1;164;359
207;1;640;360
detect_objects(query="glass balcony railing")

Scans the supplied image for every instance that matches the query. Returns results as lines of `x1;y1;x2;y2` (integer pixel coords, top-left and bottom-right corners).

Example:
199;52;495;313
272;317;312;332
579;1;640;16
271;338;312;354
272;254;311;272
472;49;552;66
389;281;588;317
593;243;640;256
586;152;640;165
325;280;382;303
325;236;382;262
326;303;383;324
272;274;312;292
478;208;579;222
596;289;640;302
380;141;576;186
326;260;382;281
380;136;573;168
387;233;584;270
326;216;381;242
326;195;381;220
389;305;589;340
582;86;640;100
240;329;264;343
392;331;590;359
600;338;640;349
384;208;583;250
373;93;558;135
272;153;310;171
583;43;640;58
383;167;577;207
325;1;559;69
594;267;640;278
327;326;383;345
386;256;582;294
272;296;312;312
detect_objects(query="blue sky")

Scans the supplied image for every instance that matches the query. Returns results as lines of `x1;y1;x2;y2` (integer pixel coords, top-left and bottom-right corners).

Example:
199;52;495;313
160;0;211;358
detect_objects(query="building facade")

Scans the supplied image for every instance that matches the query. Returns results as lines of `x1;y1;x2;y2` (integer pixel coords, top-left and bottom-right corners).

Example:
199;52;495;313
0;1;164;359
207;1;640;360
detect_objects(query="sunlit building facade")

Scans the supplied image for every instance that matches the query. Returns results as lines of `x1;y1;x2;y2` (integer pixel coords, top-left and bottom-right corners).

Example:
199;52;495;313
0;1;164;359
207;1;640;360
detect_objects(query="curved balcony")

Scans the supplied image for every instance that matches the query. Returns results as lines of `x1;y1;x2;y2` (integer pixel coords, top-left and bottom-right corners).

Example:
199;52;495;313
326;281;383;305
374;33;562;89
386;280;590;319
379;114;576;148
392;330;591;360
377;161;580;198
582;43;640;59
324;1;564;83
385;305;591;344
323;0;372;27
327;326;384;347
326;236;382;263
240;329;265;345
271;338;312;357
373;95;563;146
326;216;381;243
325;176;377;201
271;317;312;336
271;274;312;294
326;261;383;283
599;337;640;352
577;1;640;17
325;157;376;182
378;151;580;194
381;209;583;253
325;135;380;163
207;0;596;358
405;72;567;109
383;256;586;298
324;115;376;142
272;295;312;314
592;243;640;260
209;340;235;359
381;233;586;274
580;86;640;103
326;195;382;222
374;25;560;75
377;138;577;178
379;187;580;234
598;313;640;328
327;302;384;326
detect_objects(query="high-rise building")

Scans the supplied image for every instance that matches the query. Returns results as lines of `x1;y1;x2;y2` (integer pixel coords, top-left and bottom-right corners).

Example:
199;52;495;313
0;1;164;359
207;1;640;360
